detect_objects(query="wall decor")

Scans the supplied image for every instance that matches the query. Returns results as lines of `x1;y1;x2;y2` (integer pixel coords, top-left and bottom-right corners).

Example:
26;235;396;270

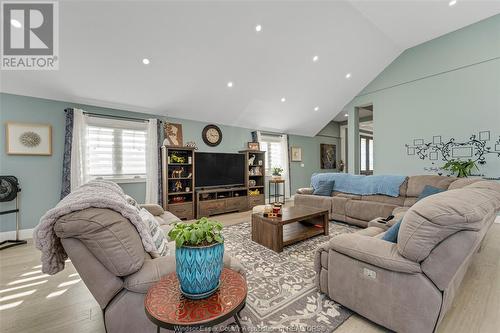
164;123;183;147
248;142;260;151
6;122;52;155
202;124;223;147
320;144;336;169
405;132;500;172
290;147;302;162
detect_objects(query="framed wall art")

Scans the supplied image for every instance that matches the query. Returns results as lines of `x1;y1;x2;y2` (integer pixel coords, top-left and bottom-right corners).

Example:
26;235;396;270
290;146;302;162
6;122;52;156
320;143;336;169
163;123;183;147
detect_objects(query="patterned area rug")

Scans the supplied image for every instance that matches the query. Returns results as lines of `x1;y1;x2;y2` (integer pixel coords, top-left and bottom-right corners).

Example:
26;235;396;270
222;221;358;332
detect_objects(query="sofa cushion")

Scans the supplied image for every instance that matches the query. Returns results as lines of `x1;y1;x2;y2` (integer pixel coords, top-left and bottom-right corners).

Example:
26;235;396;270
403;197;418;207
295;194;333;213
345;200;398;223
447;177;482;190
313;180;335;196
333;192;362;200
417;185;445;201
398;181;500;262
361;194;405;206
406;175;456;197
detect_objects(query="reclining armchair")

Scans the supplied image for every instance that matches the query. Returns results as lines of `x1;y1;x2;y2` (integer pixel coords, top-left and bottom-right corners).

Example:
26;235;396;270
54;204;244;333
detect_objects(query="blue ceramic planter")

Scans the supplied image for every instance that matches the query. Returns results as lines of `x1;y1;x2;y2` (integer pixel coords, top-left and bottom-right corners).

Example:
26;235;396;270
175;242;224;299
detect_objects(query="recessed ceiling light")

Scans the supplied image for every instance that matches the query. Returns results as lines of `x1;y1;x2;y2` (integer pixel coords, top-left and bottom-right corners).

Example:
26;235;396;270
449;0;457;6
10;19;22;28
345;73;351;79
314;106;319;111
255;25;262;32
142;58;150;65
281;97;286;102
312;55;319;62
227;81;233;88
344;113;349;117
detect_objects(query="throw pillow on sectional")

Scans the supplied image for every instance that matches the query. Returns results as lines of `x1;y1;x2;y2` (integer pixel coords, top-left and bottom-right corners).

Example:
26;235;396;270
313;180;335;196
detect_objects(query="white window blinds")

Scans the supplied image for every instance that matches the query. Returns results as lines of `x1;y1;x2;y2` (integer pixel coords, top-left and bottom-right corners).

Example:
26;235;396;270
85;116;147;179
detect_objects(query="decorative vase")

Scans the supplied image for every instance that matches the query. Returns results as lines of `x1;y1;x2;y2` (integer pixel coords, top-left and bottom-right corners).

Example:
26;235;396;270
175;242;224;299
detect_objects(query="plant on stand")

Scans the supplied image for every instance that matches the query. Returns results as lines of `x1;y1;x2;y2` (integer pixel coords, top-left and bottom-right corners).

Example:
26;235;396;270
168;218;224;299
441;159;479;178
272;167;284;180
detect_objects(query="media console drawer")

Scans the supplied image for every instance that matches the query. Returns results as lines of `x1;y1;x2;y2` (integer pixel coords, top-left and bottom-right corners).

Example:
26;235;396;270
168;203;193;220
226;197;248;211
249;194;265;207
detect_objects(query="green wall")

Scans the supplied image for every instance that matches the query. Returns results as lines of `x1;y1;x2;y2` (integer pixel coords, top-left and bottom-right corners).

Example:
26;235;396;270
0;93;333;232
345;15;500;177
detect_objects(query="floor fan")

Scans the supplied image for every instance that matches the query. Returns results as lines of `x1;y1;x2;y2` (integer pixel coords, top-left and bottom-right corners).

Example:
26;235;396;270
0;176;27;250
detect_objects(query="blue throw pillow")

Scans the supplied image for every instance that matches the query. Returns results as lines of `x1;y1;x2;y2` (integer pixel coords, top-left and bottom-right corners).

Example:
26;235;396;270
313;180;335;196
382;220;402;243
418;185;445;201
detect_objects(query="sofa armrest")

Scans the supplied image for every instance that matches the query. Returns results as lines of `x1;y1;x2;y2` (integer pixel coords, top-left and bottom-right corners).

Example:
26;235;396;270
367;219;390;230
326;234;421;274
124;253;246;294
140;204;164;216
296;187;314;195
124;255;176;293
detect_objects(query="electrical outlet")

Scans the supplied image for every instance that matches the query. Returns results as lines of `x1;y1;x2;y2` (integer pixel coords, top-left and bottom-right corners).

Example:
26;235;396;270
300;163;305;167
363;268;376;279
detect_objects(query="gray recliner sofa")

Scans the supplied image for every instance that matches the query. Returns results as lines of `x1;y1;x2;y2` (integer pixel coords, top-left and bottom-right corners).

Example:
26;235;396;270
314;180;500;333
53;204;244;333
295;175;481;227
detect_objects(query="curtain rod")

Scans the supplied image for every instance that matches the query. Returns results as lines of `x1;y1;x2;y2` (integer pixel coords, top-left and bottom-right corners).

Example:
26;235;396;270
64;108;162;123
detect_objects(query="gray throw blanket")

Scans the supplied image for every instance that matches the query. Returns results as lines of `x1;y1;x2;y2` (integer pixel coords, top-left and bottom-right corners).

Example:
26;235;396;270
33;180;155;275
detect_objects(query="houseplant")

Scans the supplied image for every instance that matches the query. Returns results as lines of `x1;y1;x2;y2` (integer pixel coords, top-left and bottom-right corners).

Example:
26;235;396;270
441;159;479;178
272;167;284;180
168;217;224;299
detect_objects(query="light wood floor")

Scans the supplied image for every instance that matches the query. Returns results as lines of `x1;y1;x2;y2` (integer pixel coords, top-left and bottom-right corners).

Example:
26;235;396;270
1;211;499;333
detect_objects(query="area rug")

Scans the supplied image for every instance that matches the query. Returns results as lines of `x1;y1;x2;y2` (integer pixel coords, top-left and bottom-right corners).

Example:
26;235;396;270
222;221;358;332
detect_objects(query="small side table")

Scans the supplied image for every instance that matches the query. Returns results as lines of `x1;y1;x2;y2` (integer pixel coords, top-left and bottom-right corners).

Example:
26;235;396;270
145;268;247;332
268;179;285;204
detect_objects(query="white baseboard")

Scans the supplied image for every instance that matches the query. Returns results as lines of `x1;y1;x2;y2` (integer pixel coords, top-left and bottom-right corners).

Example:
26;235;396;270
0;228;34;242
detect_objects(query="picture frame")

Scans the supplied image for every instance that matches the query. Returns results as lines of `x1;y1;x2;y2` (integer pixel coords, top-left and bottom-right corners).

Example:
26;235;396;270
320;143;336;169
248;142;260;150
290;146;302;162
6;122;52;156
163;123;183;147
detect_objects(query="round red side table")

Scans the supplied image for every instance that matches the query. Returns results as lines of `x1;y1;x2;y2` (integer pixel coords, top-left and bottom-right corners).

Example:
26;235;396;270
145;268;247;332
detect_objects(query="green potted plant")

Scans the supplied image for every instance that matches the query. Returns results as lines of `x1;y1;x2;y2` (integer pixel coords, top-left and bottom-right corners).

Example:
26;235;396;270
441;159;479;178
272;167;284;180
168;217;224;299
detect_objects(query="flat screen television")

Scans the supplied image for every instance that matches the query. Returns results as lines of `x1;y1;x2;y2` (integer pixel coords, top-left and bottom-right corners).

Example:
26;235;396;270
195;152;246;188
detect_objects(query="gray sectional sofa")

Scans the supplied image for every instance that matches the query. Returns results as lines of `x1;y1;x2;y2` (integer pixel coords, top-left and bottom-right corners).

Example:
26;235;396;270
295;175;481;227
314;180;500;333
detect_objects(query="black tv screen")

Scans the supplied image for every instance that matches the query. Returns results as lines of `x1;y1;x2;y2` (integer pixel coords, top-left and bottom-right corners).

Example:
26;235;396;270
195;152;245;188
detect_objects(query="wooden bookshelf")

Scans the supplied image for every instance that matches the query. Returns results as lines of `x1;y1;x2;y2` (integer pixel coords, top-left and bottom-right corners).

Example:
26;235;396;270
239;149;266;208
161;146;195;220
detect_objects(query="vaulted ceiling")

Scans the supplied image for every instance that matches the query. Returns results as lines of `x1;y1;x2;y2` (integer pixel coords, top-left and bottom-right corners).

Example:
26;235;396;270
1;1;499;136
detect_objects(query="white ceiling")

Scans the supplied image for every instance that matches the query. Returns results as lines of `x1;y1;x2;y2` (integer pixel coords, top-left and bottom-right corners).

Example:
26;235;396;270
1;1;499;136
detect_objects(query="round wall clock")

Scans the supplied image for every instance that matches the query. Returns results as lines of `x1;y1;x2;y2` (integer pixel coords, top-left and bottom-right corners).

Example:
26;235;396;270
202;124;223;147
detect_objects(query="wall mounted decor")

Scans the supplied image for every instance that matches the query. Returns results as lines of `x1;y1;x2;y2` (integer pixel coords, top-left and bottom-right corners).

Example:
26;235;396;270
202;124;223;147
405;131;500;169
290;147;302;162
163;123;183;147
320;144;336;169
6;122;52;155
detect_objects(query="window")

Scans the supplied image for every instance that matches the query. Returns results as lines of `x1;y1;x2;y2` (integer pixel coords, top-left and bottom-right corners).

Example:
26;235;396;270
259;134;285;173
86;116;147;181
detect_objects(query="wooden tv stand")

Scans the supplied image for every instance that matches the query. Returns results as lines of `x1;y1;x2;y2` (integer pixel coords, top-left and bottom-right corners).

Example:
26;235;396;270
196;187;249;218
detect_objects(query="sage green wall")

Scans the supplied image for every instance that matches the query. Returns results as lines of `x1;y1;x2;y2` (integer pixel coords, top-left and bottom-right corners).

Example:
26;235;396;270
345;15;500;177
0;92;334;232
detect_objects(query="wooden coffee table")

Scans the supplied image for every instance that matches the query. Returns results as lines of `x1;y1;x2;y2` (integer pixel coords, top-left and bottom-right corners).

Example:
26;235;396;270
144;268;247;332
251;206;329;252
